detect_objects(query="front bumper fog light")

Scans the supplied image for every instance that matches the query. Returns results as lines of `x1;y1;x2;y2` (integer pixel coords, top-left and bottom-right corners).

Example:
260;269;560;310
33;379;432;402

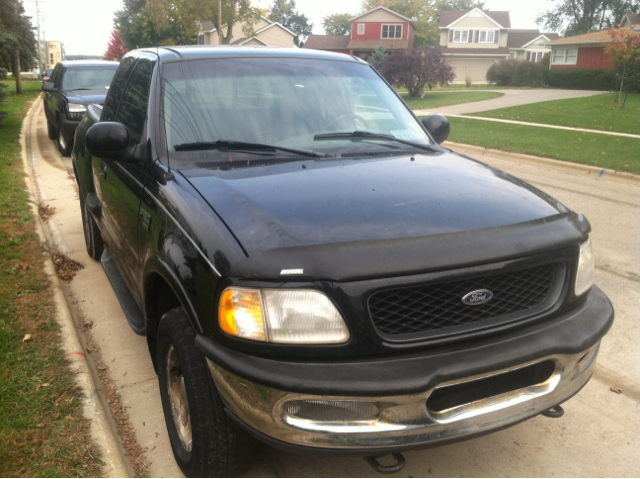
575;238;595;296
285;399;379;422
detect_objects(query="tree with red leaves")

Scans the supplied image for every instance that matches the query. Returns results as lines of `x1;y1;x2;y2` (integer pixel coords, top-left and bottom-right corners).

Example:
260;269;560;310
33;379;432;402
103;30;127;61
378;48;454;98
605;26;640;106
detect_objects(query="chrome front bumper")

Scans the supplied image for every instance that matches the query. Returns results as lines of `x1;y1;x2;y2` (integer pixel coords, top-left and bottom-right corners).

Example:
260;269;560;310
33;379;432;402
207;344;599;451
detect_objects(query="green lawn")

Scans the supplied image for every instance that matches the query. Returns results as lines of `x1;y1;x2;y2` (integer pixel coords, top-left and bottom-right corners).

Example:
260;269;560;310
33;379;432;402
446;117;640;174
470;93;640;135
401;91;503;110
0;79;102;476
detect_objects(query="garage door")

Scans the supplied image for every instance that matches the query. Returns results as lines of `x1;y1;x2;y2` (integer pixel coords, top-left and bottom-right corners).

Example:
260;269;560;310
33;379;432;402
446;57;499;83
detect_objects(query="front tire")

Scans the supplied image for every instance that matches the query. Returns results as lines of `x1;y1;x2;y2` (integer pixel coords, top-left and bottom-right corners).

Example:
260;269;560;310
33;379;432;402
157;307;257;477
79;194;104;261
56;126;72;156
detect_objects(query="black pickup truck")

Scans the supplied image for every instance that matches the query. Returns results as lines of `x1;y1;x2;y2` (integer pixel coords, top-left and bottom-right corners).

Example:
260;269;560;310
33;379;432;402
72;47;613;477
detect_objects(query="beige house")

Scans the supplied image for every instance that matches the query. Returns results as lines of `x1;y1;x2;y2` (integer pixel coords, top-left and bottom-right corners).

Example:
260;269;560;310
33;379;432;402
46;41;63;69
439;9;559;82
197;16;295;47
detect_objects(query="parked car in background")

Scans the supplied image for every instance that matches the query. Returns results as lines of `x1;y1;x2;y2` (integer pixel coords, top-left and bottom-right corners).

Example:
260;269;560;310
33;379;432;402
72;47;613;477
43;60;118;156
42;68;53;83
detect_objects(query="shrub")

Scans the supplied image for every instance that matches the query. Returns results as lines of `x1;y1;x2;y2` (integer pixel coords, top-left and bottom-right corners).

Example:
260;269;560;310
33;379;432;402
465;75;472;87
0;67;7;80
379;48;454;97
486;59;546;87
544;69;617;91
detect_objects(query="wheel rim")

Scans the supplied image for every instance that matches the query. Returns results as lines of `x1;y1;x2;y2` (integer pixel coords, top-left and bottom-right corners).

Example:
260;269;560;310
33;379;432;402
58;130;66;150
166;345;193;452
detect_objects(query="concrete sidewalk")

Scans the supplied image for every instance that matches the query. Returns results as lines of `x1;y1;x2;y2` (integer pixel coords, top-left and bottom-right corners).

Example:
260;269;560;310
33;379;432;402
418;88;604;115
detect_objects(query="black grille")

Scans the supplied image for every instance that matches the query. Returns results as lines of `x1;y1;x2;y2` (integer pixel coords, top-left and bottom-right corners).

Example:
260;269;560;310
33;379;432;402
369;263;558;338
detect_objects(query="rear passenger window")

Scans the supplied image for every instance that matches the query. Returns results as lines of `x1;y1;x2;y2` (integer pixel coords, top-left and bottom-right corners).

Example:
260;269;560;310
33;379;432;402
101;57;136;121
116;59;155;144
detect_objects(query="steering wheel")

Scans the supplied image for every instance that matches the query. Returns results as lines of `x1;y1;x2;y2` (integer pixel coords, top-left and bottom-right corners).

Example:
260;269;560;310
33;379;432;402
324;113;370;131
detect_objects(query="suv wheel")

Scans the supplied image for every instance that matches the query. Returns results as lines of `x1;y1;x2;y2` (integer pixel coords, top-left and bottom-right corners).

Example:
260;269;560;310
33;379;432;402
56;127;72;156
79;194;104;261
157;307;257;477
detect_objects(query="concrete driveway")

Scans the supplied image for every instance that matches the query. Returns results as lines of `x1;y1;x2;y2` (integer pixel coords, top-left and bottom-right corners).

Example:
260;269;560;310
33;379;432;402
26;97;639;477
414;89;605;116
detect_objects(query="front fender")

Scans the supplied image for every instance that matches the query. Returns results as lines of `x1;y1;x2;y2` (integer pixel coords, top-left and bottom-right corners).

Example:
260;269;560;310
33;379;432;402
143;253;202;337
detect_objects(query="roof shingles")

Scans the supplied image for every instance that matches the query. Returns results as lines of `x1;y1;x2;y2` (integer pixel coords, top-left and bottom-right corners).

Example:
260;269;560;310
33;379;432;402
440;10;511;28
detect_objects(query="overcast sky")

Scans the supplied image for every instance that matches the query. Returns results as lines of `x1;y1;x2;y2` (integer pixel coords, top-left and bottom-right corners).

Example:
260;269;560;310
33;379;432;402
24;0;554;57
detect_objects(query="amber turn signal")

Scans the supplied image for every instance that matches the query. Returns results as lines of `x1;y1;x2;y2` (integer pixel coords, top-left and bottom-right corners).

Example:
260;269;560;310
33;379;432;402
218;288;267;341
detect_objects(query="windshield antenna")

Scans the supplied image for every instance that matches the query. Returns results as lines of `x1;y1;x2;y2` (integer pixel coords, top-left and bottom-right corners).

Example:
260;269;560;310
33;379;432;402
151;0;174;181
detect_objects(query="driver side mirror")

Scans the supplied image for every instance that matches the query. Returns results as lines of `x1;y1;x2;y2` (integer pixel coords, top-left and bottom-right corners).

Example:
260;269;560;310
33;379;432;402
422;115;450;145
87;122;136;161
42;82;56;92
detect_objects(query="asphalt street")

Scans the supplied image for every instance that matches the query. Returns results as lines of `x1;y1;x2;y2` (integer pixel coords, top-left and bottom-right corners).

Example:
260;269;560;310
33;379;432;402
27;97;639;477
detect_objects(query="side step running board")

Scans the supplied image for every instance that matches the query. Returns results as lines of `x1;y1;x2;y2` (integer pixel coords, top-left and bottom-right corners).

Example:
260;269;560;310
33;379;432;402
101;249;145;335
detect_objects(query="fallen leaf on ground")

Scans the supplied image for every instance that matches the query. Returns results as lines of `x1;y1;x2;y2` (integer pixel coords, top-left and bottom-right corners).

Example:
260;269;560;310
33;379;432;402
610;387;623;394
66;415;74;420
23;334;32;342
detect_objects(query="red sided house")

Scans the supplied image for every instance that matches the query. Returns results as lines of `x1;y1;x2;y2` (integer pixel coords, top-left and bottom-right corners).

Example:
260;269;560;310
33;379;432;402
303;6;416;59
546;15;640;70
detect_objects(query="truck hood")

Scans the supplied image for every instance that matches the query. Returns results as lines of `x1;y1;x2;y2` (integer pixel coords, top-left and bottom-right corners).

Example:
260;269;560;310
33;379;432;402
181;150;574;275
63;90;109;105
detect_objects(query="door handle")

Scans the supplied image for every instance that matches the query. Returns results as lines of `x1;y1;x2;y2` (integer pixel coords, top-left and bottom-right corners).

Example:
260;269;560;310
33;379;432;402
100;161;108;179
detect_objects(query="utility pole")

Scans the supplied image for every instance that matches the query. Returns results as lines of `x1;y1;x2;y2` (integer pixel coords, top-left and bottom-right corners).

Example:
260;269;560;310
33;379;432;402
35;0;44;77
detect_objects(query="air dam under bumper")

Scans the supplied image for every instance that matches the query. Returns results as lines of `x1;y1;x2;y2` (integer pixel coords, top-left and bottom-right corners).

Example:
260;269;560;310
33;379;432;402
207;345;598;452
200;286;612;452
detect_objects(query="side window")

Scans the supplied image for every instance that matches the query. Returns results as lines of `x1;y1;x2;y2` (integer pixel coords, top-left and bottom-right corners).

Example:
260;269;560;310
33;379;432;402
51;64;63;89
116;59;155;144
101;57;137;121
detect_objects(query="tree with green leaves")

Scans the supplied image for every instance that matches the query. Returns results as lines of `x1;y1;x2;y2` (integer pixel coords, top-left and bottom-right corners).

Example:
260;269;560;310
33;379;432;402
268;0;313;46
0;0;37;94
199;0;261;45
322;13;353;36
360;0;486;48
115;0;199;48
536;0;640;36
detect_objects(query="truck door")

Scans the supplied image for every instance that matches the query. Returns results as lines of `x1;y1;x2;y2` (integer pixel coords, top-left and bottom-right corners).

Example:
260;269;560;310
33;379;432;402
92;56;156;303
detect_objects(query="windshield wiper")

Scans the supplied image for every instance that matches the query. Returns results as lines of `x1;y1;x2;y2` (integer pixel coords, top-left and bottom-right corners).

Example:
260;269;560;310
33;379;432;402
314;131;438;153
173;139;328;158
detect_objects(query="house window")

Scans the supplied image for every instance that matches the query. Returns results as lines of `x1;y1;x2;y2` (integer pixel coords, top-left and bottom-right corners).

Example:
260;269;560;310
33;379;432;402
382;24;403;39
552;48;578;65
528;51;546;62
478;30;496;43
198;34;205;45
452;30;469;43
357;24;365;35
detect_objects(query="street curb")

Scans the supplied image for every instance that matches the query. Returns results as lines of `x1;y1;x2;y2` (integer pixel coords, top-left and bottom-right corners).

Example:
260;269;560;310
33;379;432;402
443;141;640;186
20;97;131;478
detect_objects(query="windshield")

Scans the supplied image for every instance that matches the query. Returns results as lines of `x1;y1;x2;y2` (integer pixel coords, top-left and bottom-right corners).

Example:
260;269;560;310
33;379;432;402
62;67;117;91
161;57;431;155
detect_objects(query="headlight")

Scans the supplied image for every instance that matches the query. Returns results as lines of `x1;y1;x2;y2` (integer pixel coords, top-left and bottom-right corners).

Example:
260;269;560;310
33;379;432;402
67;102;86;120
218;288;350;344
575;238;595;296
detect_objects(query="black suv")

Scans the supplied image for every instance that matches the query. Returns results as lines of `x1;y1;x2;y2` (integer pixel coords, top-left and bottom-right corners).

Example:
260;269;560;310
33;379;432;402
43;60;118;156
72;47;613;477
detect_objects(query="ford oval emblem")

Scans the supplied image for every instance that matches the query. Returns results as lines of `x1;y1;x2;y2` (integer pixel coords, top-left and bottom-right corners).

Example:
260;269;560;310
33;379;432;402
462;289;494;306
